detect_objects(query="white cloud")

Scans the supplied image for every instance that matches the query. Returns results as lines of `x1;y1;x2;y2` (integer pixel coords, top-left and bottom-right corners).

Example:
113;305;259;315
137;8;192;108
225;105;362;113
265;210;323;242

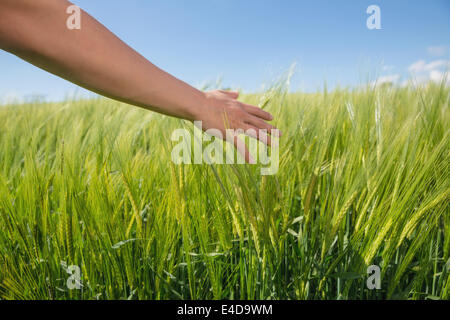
426;60;450;70
408;59;450;73
429;70;450;84
408;60;426;73
372;74;400;87
407;59;450;85
427;45;449;57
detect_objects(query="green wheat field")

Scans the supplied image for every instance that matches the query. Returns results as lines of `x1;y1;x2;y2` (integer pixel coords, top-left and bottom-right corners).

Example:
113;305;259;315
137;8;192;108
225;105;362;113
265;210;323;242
0;81;449;300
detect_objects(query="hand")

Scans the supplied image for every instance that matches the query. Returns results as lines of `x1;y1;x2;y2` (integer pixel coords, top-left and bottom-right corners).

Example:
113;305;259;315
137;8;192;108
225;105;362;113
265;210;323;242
195;90;280;163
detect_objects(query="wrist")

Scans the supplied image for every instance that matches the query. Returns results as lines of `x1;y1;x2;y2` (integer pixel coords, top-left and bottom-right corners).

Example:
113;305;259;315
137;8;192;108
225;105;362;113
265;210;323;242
186;90;208;122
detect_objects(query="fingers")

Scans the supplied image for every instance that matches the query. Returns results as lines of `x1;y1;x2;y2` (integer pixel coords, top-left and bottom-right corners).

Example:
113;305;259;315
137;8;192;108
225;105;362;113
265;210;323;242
232;135;255;164
244;115;281;137
216;90;274;122
242;124;272;146
241;102;273;121
218;90;239;99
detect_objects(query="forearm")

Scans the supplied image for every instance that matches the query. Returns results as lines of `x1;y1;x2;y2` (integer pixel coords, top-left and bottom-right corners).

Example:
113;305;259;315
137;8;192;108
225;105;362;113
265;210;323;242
0;0;205;120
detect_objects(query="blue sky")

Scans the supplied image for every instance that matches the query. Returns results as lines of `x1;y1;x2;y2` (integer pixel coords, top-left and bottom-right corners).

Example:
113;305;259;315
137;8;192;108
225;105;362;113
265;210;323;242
1;0;449;102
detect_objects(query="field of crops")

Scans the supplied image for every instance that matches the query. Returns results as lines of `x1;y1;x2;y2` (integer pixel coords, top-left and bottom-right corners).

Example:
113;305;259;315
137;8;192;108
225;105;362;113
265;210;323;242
0;82;448;300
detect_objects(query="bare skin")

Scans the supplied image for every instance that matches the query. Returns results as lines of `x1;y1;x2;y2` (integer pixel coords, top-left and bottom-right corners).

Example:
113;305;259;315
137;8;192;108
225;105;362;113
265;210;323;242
0;0;280;162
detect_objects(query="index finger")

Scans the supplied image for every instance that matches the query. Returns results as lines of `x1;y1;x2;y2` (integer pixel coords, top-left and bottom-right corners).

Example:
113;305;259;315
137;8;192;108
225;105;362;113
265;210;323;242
241;102;273;121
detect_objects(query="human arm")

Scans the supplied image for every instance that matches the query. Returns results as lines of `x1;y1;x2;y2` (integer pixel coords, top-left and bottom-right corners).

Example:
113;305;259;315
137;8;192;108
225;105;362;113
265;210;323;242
0;0;278;161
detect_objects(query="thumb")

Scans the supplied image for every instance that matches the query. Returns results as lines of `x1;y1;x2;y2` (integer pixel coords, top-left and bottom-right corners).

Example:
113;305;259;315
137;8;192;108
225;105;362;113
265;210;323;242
219;90;239;100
